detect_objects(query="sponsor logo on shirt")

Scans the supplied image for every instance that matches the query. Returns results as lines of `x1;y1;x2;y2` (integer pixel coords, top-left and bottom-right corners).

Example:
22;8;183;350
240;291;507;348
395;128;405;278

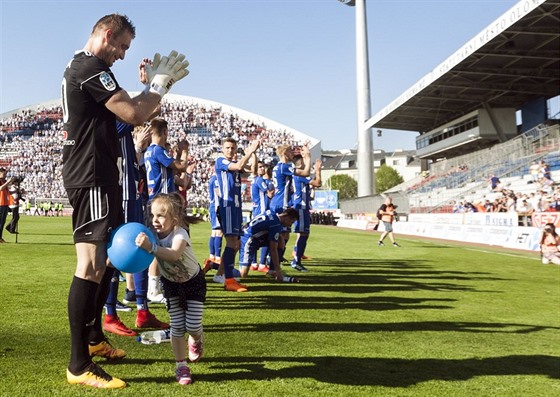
61;130;75;146
99;72;116;91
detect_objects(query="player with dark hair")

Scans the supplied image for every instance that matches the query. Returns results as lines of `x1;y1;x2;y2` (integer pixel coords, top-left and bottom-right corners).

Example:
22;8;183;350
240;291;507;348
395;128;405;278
215;137;260;292
249;161;275;273
239;208;299;282
252;161;273;217
62;13;189;388
144;117;191;302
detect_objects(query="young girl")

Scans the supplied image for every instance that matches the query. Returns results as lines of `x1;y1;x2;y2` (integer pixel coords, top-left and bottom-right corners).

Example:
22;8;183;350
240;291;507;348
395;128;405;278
540;223;560;265
136;193;206;385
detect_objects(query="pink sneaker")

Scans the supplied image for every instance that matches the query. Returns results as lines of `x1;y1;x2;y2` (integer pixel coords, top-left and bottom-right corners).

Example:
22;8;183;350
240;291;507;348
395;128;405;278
188;335;204;362
175;366;192;385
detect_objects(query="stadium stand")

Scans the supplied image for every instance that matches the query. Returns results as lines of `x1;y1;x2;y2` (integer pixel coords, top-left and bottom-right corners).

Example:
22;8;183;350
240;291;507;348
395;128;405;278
404;123;560;214
0;96;316;209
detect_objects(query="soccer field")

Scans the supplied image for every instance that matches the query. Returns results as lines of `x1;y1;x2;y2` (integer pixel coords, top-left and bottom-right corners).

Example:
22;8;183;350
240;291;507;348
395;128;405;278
1;216;558;397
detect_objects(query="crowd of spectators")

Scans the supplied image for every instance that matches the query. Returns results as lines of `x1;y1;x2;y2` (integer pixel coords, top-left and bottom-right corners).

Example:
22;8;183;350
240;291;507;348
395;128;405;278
408;150;558;224
2;101;555;227
451;188;559;213
0;100;305;207
449;164;559;226
0;106;65;200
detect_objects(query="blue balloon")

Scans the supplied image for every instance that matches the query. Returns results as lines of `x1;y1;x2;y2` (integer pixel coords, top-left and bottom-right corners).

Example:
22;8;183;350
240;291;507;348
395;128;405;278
107;222;157;273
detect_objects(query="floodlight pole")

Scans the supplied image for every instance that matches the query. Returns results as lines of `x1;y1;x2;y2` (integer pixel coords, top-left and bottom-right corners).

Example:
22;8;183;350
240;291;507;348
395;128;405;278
340;0;375;196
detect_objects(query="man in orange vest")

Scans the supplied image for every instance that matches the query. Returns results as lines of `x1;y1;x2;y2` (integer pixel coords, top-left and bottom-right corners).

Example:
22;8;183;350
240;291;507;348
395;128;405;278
0;167;15;243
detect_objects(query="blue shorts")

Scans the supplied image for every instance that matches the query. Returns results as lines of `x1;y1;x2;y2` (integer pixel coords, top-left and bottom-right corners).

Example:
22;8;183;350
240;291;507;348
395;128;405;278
218;206;242;236
123;198;143;224
209;207;221;230
293;209;311;234
270;205;291;233
239;234;262;267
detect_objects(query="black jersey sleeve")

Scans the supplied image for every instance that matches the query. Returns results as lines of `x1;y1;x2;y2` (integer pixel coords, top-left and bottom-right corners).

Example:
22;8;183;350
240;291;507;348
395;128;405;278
79;53;122;104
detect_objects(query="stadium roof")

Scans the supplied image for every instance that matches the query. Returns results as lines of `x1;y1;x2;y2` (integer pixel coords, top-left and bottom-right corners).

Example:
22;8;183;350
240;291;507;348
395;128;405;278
366;0;560;134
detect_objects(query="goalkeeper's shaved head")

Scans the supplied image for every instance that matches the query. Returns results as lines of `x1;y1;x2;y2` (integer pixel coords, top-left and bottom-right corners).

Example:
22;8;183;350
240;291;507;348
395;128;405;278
92;14;136;39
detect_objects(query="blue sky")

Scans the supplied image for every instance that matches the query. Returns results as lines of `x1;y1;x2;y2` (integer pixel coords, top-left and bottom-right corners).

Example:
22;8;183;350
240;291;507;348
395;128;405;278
0;0;522;151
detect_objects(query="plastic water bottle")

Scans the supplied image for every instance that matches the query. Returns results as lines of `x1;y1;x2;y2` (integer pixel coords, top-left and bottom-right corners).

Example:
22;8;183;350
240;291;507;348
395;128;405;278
137;329;171;345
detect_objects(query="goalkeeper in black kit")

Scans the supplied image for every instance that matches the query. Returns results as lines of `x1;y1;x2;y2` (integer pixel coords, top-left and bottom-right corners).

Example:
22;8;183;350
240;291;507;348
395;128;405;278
61;13;189;389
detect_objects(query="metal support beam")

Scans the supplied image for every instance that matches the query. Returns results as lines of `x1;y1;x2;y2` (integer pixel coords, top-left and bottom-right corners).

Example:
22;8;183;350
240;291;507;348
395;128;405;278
354;0;374;196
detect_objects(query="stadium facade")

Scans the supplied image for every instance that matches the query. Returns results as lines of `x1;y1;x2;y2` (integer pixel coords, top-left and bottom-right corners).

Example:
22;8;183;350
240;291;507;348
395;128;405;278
338;0;560;252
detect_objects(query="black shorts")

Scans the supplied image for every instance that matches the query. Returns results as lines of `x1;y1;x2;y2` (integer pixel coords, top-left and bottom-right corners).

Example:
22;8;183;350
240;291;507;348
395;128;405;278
66;186;124;243
162;270;207;310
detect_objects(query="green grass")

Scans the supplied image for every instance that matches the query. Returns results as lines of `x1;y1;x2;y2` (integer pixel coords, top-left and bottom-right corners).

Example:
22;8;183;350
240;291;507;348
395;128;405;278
0;216;559;397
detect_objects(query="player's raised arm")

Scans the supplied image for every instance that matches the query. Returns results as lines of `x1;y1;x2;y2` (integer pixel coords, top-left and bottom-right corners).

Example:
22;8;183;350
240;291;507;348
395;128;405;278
310;159;322;188
106;50;189;126
294;143;311;177
230;138;261;172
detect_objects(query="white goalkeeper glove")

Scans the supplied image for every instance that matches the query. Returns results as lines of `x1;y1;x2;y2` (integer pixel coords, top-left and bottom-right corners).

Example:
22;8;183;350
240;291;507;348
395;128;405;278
145;50;190;97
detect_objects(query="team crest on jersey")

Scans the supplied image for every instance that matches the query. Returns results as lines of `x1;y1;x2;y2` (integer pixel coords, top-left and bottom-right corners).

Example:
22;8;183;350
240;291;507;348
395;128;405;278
99;72;116;91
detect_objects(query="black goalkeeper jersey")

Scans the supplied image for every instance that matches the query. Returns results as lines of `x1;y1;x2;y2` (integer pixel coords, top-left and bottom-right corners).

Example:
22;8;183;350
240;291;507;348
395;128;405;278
61;50;122;188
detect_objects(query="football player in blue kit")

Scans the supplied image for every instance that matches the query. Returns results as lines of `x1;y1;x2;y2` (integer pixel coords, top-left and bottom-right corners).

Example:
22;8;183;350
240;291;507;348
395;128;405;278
143;118;191;302
215;137;260;292
291;155;322;272
239;208;299;282
270;143;311;264
249;161;275;272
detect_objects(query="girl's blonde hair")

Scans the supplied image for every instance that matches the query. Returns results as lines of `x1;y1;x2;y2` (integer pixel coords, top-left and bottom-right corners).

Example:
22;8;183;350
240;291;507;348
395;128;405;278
151;193;182;225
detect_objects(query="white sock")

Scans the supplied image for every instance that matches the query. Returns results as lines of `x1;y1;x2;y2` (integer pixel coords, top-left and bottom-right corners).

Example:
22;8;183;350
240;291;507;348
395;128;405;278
148;276;160;296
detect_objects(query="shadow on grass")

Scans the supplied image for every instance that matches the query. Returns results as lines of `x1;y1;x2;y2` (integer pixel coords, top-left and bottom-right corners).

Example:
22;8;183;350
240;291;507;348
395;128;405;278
207;294;455;311
311;258;502;275
96;352;560;387
203;256;508;312
17;232;70;236
206;320;557;334
100;358;179;385
205;257;503;309
196;355;560;386
304;259;506;280
7;241;74;246
249;257;507;294
309;259;431;268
